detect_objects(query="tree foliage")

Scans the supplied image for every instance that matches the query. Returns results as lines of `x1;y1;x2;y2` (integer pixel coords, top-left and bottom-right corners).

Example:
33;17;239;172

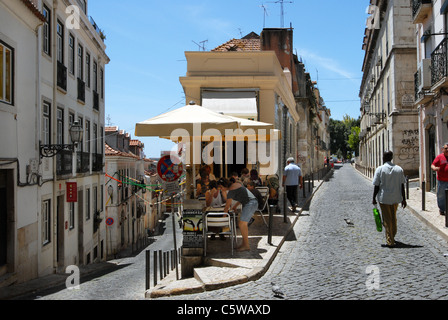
329;115;360;159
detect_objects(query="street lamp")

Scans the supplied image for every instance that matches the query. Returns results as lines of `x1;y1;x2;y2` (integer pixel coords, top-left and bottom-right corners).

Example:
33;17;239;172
40;121;83;158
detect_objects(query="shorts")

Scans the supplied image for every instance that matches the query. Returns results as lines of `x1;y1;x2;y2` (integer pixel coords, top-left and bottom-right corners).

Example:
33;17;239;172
240;199;258;223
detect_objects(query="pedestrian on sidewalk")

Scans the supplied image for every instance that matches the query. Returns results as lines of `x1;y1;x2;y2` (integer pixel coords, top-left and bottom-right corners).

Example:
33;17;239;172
372;151;407;248
431;143;448;216
282;157;303;212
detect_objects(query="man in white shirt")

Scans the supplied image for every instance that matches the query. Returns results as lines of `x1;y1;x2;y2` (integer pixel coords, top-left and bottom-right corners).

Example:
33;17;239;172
372;151;407;248
282;157;303;212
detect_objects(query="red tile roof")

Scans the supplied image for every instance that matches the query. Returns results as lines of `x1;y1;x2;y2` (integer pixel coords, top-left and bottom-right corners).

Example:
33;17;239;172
20;0;46;22
212;32;261;52
105;143;139;159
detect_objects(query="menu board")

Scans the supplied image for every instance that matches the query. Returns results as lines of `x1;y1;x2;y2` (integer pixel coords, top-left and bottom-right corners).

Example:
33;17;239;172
182;209;204;248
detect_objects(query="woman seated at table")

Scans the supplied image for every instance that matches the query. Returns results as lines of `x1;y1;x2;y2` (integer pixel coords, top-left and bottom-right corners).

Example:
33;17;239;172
205;180;228;240
205;180;227;208
217;177;258;252
196;172;210;198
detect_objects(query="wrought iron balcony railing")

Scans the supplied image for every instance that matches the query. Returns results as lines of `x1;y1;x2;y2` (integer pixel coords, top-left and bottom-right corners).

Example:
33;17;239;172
431;37;448;86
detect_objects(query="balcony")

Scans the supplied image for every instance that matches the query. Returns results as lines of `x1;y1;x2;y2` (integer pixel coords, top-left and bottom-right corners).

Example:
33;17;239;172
57;61;67;91
77;78;85;103
412;0;432;24
56;150;73;176
431;37;448;91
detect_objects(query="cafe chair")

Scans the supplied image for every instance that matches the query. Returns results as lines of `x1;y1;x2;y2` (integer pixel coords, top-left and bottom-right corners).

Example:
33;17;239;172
204;212;236;256
255;186;270;227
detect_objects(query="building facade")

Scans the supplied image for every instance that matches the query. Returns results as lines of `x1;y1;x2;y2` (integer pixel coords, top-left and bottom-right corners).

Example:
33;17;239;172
412;0;448;192
0;0;109;285
179;29;329;194
359;0;418;178
105;127;149;258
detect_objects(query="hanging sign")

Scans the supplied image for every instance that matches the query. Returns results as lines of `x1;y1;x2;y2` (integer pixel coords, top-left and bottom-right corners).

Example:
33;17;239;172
66;182;77;203
157;155;183;182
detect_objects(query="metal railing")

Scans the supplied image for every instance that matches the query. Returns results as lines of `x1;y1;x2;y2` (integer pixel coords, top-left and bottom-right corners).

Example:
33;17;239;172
431;37;448;86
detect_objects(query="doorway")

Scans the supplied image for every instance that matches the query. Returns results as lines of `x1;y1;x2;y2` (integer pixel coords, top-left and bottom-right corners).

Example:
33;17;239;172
428;126;437;192
57;195;65;269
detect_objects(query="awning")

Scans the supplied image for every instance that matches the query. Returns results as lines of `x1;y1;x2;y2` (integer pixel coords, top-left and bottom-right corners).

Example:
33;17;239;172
202;90;258;118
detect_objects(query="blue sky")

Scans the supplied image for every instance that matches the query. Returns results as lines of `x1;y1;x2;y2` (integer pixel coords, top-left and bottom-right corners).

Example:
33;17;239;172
88;0;370;158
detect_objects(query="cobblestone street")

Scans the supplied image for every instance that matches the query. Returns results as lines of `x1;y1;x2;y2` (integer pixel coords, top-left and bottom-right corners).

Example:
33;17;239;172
160;164;448;300
18;164;448;300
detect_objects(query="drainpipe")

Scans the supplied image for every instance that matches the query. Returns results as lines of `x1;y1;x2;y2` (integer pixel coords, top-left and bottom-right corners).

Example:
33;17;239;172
35;12;44;272
282;104;288;223
52;0;59;273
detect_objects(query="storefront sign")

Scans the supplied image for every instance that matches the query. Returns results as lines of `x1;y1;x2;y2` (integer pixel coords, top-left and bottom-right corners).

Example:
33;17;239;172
66;182;77;203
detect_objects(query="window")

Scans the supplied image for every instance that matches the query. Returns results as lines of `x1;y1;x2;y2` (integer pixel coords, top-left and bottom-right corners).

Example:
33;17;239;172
43;5;51;56
93;61;97;92
86;120;90;152
77;44;83;80
57;20;64;64
77;116;83;151
42;200;51;245
68;34;75;75
76;0;87;14
57;108;64;145
93;123;98;154
86;188;90;220
42;102;51;145
86;53;91;88
0;41;13;104
93;186;98;214
100;68;104;99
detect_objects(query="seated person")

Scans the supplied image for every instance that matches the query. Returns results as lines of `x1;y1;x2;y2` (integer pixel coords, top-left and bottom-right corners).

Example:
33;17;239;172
196;172;209;198
205;180;227;240
206;180;227;208
195;165;216;181
246;181;264;210
249;169;263;187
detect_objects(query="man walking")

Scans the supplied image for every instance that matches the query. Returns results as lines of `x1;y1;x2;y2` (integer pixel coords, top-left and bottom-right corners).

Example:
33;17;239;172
282;157;303;212
372;151;407;248
431;143;448;216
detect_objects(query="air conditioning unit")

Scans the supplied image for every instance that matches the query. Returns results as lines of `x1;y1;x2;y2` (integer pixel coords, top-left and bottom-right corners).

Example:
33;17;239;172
418;58;432;90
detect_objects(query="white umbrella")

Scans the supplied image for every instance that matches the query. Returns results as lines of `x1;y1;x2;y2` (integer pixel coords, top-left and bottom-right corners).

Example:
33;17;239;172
135;102;240;138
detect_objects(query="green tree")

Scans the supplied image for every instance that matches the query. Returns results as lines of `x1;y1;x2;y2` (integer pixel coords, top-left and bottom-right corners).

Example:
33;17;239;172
348;126;360;157
329;114;361;159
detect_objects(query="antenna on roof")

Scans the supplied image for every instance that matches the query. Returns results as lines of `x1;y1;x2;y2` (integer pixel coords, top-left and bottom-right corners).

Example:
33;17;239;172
260;4;269;28
268;0;293;28
192;39;208;51
238;28;243;38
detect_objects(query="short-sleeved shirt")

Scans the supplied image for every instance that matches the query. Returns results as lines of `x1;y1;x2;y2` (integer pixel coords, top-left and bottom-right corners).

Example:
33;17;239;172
372;162;406;205
284;163;302;186
432;154;448;182
227;186;256;206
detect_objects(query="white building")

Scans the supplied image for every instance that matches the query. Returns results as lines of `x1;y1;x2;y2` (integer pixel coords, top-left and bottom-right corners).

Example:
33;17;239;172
359;0;418;178
0;0;109;285
105;127;148;258
412;0;448;192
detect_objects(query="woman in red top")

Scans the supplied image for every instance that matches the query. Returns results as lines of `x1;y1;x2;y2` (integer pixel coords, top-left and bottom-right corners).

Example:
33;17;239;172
431;143;448;215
